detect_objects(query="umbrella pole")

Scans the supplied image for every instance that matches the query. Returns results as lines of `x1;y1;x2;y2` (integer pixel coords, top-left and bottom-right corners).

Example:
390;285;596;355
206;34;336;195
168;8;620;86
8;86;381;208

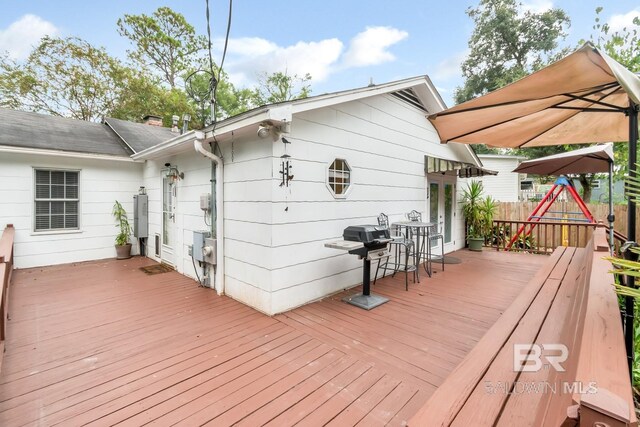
624;100;638;377
609;160;614;254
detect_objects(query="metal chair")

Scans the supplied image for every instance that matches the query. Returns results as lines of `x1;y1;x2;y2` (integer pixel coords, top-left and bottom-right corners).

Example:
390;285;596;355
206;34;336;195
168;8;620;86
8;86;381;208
374;213;416;290
427;223;445;273
407;210;421;222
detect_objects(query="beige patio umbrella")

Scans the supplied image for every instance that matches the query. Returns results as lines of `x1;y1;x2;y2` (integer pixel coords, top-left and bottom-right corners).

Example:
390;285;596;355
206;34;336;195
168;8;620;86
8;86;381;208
429;43;640;149
428;43;639;239
428;42;640;373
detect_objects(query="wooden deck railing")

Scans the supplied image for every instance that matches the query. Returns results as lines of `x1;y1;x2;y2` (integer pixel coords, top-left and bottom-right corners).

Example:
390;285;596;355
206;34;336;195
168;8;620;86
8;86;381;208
0;224;15;371
409;228;637;426
489;219;600;254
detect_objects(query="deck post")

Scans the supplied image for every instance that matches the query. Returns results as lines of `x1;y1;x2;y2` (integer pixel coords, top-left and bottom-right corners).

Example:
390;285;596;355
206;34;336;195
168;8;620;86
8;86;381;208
624;100;638;377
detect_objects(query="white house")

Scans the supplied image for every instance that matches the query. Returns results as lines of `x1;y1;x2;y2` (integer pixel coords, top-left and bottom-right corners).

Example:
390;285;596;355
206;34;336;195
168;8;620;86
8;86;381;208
474;154;527;202
1;76;490;315
0;110;174;267
133;76;487;314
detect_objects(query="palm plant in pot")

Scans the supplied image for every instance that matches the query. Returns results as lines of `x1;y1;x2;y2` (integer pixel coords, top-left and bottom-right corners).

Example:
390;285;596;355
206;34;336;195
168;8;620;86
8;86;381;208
461;181;496;251
113;200;132;259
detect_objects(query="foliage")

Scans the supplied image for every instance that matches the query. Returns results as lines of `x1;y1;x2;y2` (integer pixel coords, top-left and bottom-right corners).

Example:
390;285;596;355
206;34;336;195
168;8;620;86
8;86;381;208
0;7;316;129
605;170;640;386
117;7;207;88
252;71;312;106
454;0;570;104
587;7;640;179
461;181;484;238
112;200;132;246
480;195;498;240
0;36;125;121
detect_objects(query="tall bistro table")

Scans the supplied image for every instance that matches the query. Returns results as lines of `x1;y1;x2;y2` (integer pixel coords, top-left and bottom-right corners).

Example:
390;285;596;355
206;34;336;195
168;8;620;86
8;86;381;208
391;221;435;282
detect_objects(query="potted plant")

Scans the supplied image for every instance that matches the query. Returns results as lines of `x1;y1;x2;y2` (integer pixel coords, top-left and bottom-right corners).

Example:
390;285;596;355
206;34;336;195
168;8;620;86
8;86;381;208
461;181;494;251
113;200;132;259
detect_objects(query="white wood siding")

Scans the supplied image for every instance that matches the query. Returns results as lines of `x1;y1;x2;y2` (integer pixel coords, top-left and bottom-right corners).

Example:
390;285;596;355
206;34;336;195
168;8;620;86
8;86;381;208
268;94;464;313
476;156;523;202
0;152;142;268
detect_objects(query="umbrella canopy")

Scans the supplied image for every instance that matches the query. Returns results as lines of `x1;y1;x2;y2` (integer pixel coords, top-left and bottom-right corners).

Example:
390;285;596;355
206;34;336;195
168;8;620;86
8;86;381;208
513;143;614;175
428;43;640;148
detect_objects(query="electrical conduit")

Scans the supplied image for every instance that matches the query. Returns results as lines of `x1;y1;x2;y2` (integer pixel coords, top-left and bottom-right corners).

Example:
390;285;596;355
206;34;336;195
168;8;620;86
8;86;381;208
194;135;225;295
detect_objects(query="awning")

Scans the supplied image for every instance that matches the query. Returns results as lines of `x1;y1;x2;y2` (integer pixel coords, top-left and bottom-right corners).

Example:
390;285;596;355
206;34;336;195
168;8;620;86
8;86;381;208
513;143;614;175
425;155;498;178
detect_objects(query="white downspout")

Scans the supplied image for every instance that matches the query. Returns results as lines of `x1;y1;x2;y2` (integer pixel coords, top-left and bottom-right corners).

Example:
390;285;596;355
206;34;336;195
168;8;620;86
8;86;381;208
194;136;225;295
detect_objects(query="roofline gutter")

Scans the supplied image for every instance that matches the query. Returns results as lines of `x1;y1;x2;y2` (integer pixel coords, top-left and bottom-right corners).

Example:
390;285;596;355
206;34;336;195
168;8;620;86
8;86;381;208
193;131;225;295
0;145;142;162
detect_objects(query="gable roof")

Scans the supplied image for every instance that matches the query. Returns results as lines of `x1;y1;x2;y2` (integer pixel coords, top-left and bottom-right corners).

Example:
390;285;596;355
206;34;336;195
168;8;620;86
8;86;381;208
0;108;175;158
134;75;480;167
0;108;131;157
103;117;175;153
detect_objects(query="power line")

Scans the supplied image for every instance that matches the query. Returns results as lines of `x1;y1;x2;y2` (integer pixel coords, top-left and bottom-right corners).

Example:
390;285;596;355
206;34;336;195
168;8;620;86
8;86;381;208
205;0;233;131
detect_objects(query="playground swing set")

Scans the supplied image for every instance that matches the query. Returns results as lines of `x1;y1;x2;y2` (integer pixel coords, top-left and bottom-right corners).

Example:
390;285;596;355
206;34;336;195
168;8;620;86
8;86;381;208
506;176;596;250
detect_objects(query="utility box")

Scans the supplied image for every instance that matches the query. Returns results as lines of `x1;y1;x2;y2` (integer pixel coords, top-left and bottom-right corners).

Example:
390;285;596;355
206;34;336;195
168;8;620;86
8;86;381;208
133;194;148;238
193;230;211;262
203;237;217;264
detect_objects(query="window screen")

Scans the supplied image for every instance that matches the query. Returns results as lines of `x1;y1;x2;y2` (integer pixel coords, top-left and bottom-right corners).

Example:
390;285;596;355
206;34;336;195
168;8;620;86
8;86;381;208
34;170;79;231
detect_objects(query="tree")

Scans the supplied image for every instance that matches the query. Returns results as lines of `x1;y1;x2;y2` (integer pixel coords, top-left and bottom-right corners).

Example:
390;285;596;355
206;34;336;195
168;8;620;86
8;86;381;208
0;36;125;121
252;71;312;106
109;69;202;128
117;7;207;88
588;7;640;182
455;0;570;104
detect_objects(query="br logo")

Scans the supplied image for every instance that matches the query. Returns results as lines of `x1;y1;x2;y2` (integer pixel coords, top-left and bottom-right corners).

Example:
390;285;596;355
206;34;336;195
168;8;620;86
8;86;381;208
513;344;568;372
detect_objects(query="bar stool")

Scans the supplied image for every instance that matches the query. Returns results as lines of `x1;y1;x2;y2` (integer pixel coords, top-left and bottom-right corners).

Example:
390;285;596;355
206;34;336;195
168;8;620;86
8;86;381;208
374;213;416;290
427;223;445;273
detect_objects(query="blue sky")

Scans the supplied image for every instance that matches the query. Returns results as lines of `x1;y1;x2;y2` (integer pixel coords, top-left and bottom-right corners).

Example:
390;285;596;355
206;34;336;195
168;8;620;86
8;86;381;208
1;0;639;106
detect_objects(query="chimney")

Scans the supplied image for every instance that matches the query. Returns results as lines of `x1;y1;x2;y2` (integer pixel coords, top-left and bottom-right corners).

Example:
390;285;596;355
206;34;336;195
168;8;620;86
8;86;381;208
142;115;163;127
171;115;180;133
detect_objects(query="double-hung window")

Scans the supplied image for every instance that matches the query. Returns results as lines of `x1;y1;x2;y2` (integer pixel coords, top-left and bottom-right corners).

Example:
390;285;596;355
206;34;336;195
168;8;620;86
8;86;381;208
34;169;79;231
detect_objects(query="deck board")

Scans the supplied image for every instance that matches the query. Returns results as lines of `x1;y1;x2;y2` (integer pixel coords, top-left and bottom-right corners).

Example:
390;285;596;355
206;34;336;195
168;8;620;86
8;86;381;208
0;250;547;426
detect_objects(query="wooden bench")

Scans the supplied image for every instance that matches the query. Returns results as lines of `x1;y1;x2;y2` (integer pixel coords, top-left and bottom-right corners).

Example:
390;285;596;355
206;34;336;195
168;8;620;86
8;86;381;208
0;224;15;372
409;228;636;426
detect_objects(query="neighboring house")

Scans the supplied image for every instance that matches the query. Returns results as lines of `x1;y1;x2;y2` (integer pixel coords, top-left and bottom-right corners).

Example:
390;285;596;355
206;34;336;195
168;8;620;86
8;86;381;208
0;109;174;268
473;154;527;202
1;76;488;315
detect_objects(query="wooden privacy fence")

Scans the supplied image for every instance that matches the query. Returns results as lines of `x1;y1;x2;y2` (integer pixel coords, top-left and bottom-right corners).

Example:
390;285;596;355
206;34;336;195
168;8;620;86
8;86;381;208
496;201;638;241
0;224;15;371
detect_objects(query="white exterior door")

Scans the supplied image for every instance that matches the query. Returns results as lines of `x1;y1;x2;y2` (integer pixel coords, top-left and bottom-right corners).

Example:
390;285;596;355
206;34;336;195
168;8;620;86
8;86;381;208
428;175;457;253
161;175;176;266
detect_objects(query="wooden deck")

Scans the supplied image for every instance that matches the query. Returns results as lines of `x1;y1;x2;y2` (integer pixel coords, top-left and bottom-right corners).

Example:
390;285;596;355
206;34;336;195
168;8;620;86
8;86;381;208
0;250;547;426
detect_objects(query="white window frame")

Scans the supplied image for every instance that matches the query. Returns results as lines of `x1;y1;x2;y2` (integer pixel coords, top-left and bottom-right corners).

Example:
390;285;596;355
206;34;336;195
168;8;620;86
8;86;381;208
520;179;534;191
326;158;352;199
33;168;81;233
592;179;601;189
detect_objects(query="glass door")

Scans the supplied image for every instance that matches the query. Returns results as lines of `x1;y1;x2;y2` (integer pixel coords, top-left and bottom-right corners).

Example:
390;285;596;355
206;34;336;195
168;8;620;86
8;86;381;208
162;175;176;266
428;175;456;253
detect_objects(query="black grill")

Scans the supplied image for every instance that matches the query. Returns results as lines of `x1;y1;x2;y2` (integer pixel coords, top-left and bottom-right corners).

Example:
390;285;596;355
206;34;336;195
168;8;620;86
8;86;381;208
343;225;391;258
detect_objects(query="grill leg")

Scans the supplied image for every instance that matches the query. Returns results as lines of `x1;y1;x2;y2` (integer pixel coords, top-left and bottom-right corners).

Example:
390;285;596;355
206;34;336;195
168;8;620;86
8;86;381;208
362;259;371;296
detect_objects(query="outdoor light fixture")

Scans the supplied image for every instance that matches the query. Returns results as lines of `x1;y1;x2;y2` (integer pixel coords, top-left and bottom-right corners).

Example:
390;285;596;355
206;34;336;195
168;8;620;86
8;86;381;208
257;123;272;138
164;166;184;183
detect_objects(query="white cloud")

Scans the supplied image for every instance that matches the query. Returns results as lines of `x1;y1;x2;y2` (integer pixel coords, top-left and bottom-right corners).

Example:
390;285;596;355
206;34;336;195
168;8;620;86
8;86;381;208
0;15;59;60
218;26;408;88
521;0;554;14
222;37;343;86
341;26;408;68
432;50;468;81
608;8;640;33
